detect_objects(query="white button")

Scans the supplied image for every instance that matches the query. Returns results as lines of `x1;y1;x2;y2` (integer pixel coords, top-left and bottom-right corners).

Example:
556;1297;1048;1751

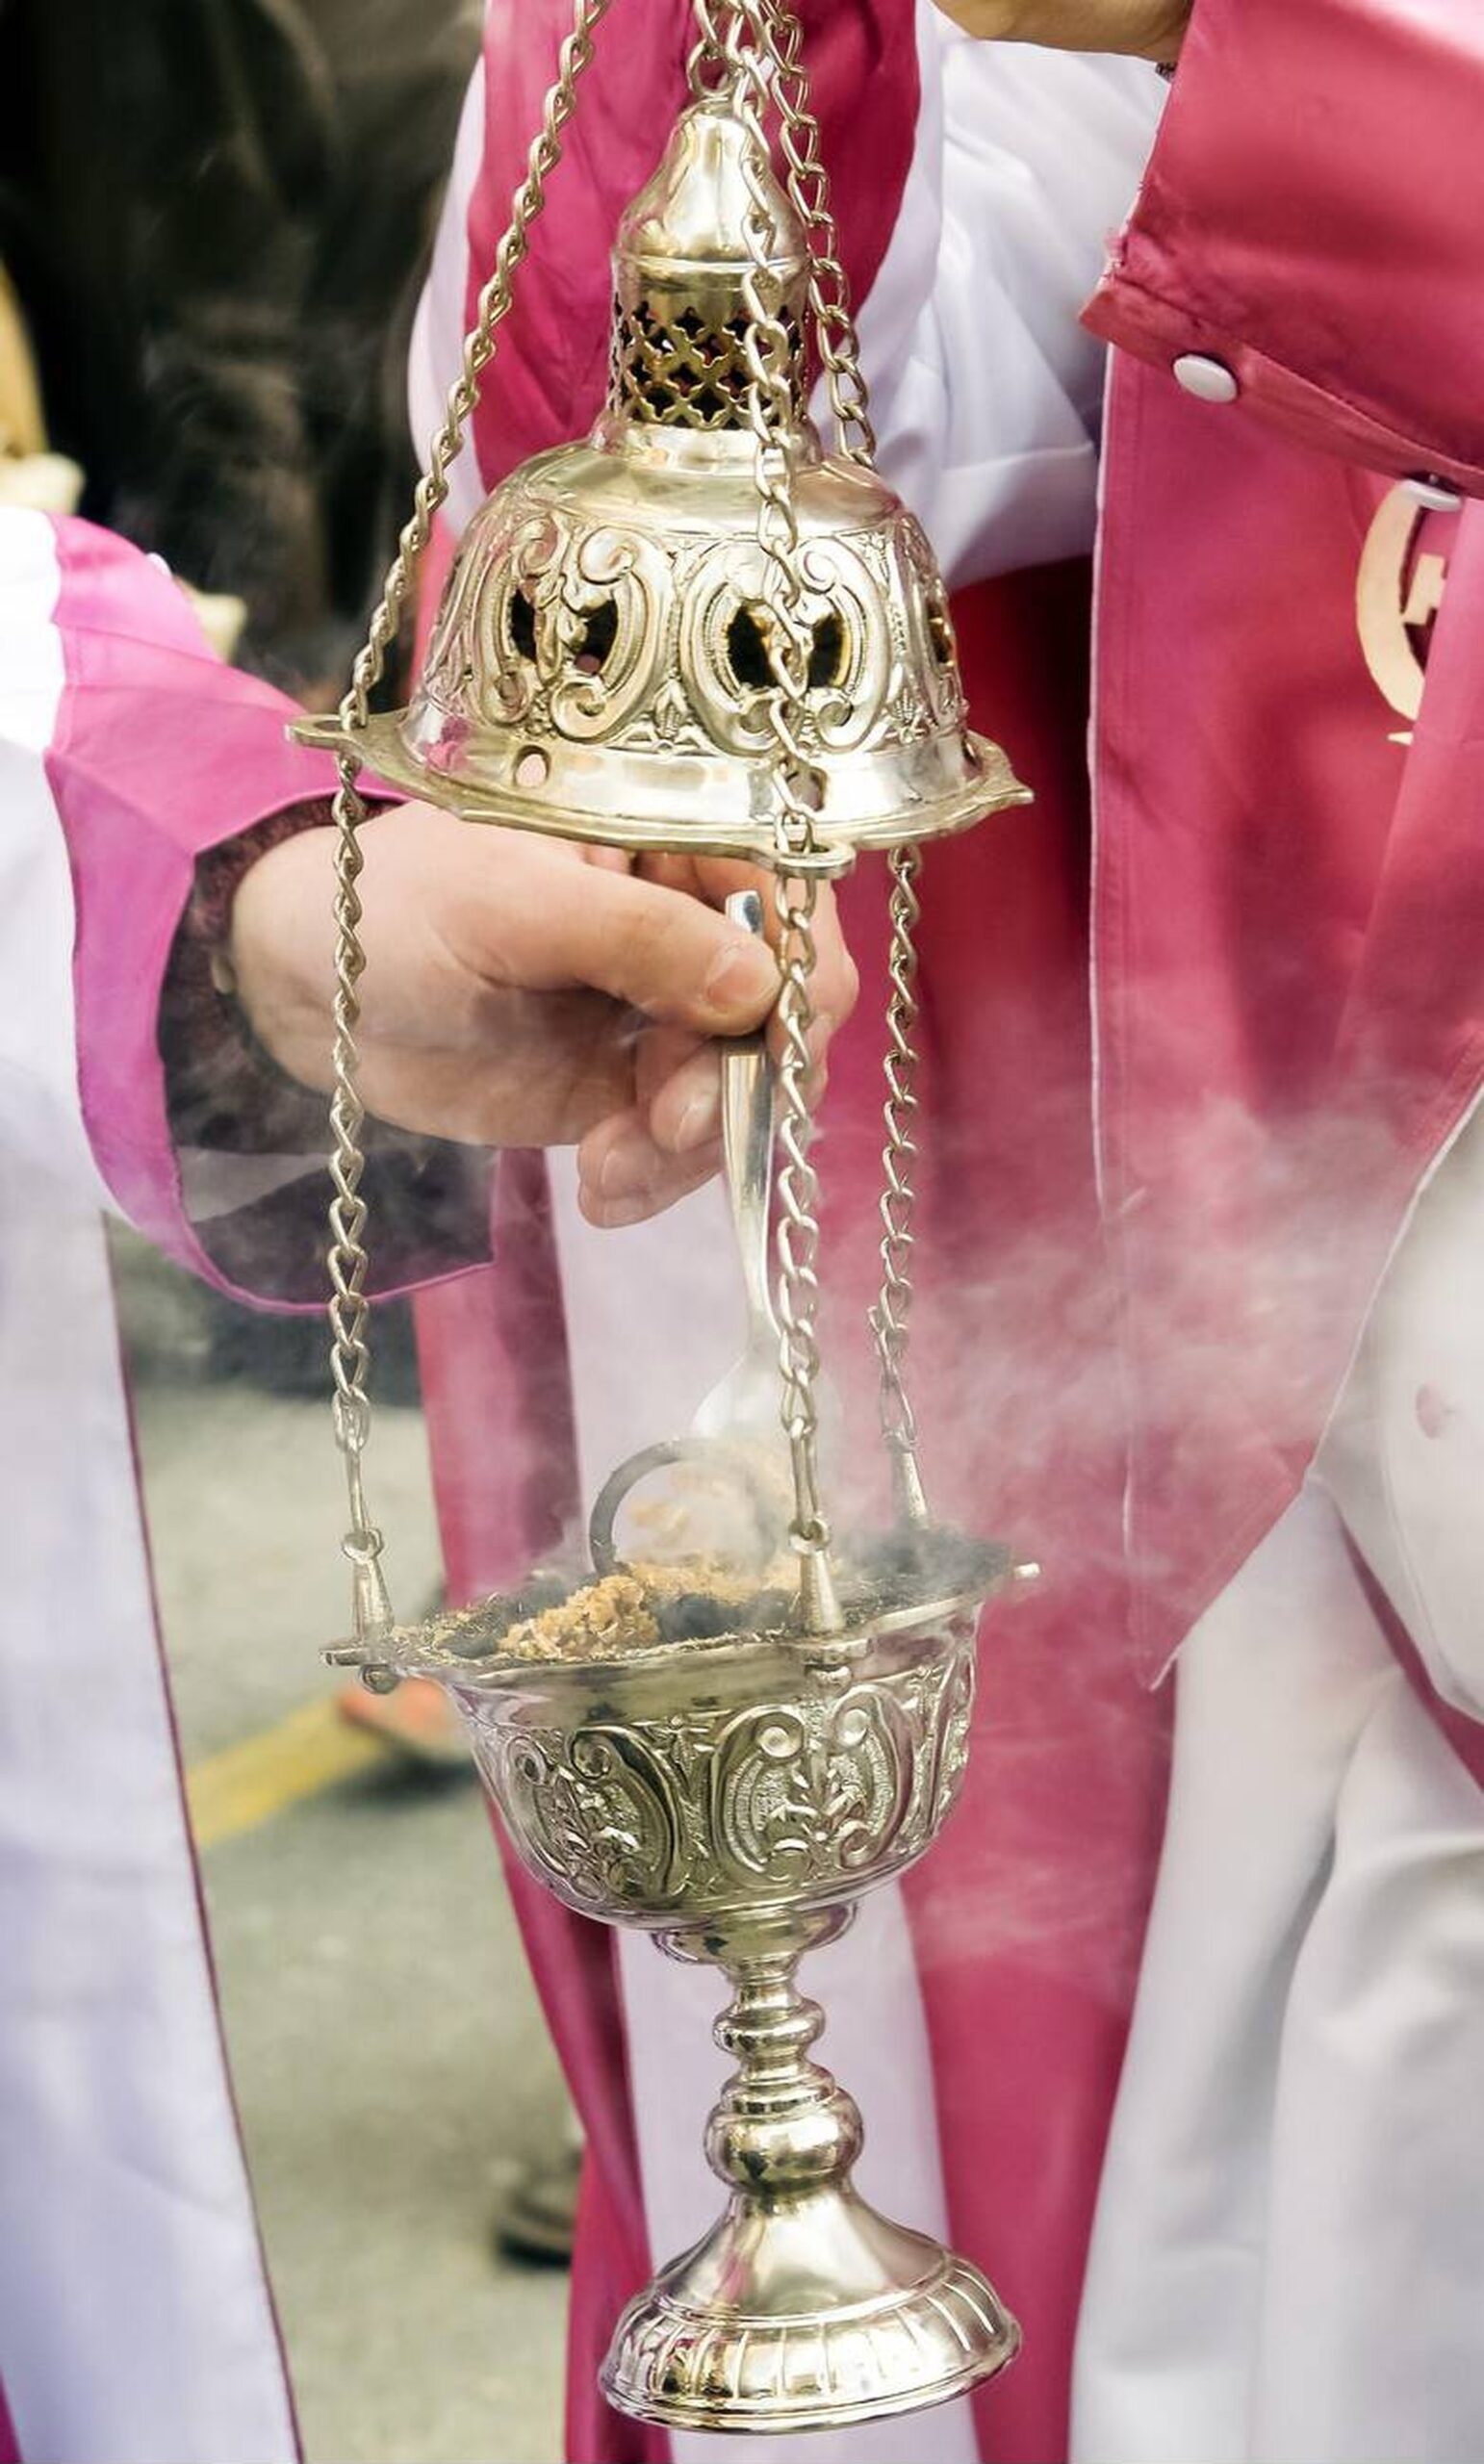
1404;475;1463;514
1172;353;1240;404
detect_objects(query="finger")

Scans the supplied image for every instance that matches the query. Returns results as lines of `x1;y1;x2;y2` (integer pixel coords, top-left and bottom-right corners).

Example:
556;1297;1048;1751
932;0;1189;58
446;846;781;1032
646;1042;725;1157
578;1105;680;1203
349;1007;637;1149
642;1021;831;1161
641;857;859;1058
633;1020;706;1111
576;1116;724;1229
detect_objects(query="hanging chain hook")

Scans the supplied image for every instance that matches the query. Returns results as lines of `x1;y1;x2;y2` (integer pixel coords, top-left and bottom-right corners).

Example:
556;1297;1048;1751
753;0;876;465
323;0;615;1671
744;2;927;1523
728;0;845;1635
869;846;932;1524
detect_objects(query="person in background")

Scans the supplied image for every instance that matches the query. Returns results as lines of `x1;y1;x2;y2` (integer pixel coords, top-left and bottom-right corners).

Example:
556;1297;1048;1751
407;6;1484;2462
0;0;481;690
0;502;853;2464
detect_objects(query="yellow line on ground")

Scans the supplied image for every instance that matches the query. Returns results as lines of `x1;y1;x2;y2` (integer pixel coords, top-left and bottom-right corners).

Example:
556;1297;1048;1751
186;1698;391;1853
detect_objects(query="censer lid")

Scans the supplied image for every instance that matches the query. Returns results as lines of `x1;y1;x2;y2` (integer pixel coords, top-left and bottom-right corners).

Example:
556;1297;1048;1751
604;92;809;447
619;89;804;287
294;83;1029;866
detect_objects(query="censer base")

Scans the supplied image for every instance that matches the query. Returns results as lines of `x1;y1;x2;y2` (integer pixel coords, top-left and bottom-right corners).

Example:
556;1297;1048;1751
597;1909;1019;2436
601;2193;1019;2435
344;1558;1028;2437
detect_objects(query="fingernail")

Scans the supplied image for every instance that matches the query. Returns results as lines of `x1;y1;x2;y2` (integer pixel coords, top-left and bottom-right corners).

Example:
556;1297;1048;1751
703;936;776;1017
674;1081;721;1153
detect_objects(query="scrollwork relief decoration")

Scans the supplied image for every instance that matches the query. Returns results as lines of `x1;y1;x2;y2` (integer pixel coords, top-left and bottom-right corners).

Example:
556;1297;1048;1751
679;536;887;759
710;1687;911;1886
483;1724;685;1910
895;515;968;737
461;1641;977;1922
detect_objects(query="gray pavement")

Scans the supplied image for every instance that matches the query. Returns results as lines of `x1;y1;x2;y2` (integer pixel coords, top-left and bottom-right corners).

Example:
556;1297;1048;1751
116;1230;571;2464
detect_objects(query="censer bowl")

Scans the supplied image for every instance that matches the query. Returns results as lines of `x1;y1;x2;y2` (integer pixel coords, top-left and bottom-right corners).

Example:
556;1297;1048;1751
382;1551;1021;2434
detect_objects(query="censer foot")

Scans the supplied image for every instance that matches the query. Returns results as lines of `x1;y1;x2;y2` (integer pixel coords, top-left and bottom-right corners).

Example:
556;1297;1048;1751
601;1915;1019;2435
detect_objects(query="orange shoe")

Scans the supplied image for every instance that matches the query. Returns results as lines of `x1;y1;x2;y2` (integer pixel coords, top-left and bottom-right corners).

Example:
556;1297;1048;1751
336;1675;471;1768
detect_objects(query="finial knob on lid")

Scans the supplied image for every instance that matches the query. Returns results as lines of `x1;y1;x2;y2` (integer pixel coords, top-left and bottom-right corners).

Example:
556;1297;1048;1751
609;93;809;436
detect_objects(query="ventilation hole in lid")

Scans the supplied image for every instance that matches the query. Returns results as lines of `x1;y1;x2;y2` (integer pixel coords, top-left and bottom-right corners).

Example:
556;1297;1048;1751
573;599;619;677
726;605;774;692
509;589;538;662
808;611;847;692
727;605;848;697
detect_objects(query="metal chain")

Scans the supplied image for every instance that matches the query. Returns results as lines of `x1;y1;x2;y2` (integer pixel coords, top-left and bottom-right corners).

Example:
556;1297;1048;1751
325;0;614;1659
754;0;877;465
686;0;729;91
692;0;876;463
869;846;931;1525
733;0;923;1524
729;1;843;1636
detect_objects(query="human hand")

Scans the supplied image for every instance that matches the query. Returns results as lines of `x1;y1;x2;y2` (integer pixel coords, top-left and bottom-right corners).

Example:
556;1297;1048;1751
230;804;857;1230
931;0;1190;61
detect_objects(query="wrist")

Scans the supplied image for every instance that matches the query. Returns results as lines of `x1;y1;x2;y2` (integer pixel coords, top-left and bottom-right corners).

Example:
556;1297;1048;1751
163;804;337;1160
227;825;333;1090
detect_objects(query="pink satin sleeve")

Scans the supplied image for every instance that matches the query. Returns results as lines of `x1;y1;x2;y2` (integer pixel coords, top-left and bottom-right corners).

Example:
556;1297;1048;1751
1084;0;1484;493
46;519;493;1306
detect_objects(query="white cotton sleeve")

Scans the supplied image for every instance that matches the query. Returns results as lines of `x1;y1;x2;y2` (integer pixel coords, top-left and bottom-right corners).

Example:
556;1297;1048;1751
407;59;489;542
0;508;115;1214
857;7;1164;587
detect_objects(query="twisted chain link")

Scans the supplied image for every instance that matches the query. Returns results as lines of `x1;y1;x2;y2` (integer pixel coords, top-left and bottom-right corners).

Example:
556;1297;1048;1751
710;0;923;1552
686;0;729;90
869;847;931;1524
754;0;876;464
729;1;843;1634
691;1;875;463
325;0;613;1655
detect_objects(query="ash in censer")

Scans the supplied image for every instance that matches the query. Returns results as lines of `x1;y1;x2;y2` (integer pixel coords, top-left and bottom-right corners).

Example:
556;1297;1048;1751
394;1526;1009;1673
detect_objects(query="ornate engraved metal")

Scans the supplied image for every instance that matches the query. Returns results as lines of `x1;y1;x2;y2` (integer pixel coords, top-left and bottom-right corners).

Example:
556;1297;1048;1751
294;81;1029;866
612;295;806;430
391;1585;1021;2436
605;2237;1018;2434
465;1632;975;1921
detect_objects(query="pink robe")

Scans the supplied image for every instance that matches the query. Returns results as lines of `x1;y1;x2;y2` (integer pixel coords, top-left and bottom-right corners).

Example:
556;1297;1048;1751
410;5;1484;2461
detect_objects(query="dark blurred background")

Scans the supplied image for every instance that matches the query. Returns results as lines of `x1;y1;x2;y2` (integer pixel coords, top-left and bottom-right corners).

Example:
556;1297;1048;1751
0;0;480;693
